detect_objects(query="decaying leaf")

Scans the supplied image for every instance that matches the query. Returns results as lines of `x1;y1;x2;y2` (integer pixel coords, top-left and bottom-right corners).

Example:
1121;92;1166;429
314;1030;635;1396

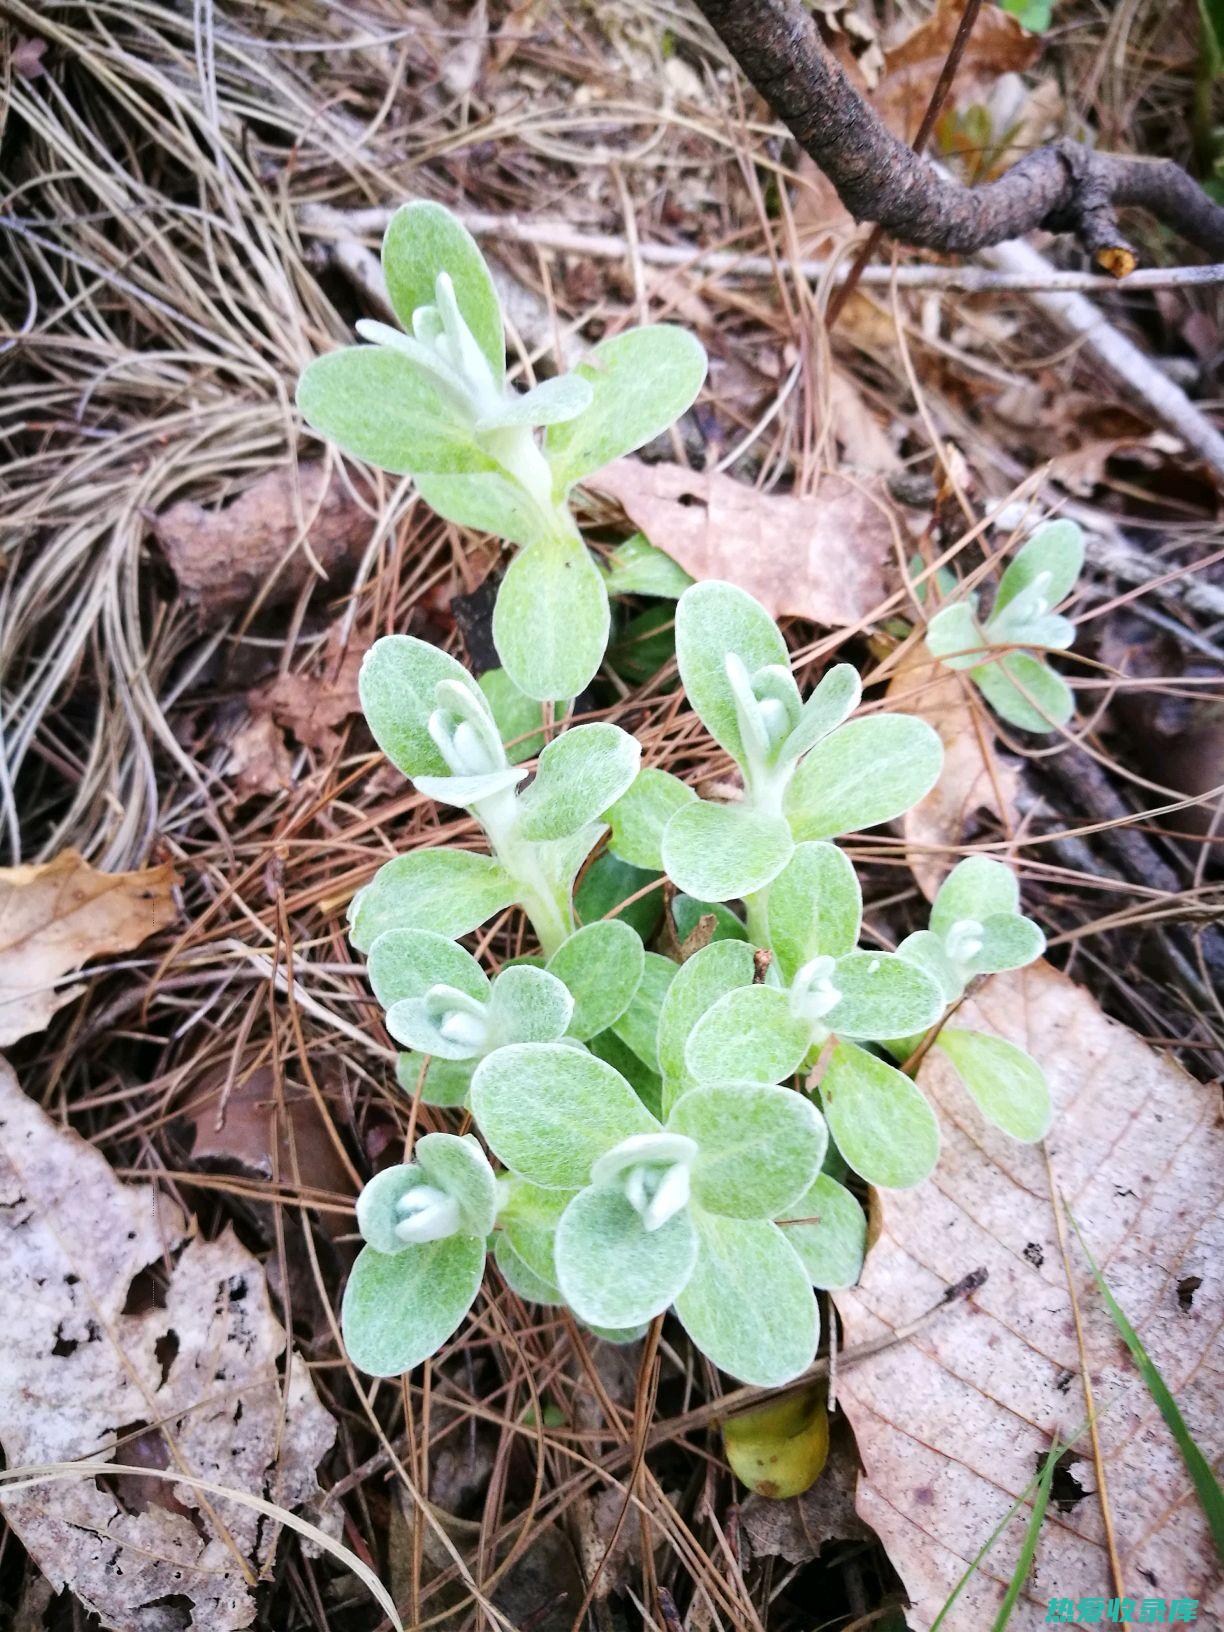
226;710;293;801
151;460;373;618
0;1059;336;1630
260;639;363;758
886;641;1019;898
877;0;1041;141
0;850;178;1046
833;964;1224;1628
739;1418;871;1565
593;460;897;627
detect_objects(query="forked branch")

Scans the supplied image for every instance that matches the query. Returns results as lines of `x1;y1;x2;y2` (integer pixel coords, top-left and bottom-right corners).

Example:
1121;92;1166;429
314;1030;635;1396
691;0;1224;273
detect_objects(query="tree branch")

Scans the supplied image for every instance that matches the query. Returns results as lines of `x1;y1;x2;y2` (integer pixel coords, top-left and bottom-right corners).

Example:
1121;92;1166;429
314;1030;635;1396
690;0;1224;271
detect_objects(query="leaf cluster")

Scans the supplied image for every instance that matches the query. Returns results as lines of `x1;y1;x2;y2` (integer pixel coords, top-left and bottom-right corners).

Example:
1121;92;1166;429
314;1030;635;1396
297;202;1054;1388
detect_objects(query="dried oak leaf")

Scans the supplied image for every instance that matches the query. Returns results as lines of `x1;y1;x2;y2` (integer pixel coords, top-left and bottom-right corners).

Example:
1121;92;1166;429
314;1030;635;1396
833;964;1224;1629
876;0;1041;142
886;641;1019;899
0;850;177;1046
592;460;897;627
151;461;372;619
0;1060;336;1631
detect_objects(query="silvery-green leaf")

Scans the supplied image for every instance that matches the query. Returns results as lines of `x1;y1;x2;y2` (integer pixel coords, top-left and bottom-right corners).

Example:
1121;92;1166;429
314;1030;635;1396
555;1186;698;1328
476;372;593;430
385;991;483;1060
582;1321;650;1344
355;1164;429;1254
396;1050;474;1108
367;927;489;1009
358;635;485;779
354;319;463;395
341;1236;484;1377
587;1028;663;1119
991;518;1084;619
493;530;611;702
967;913;1045;976
479;668;546;765
412;766;527;810
931;856;1020;932
487;964;574;1044
493;1230;564;1305
818;1043;939;1189
349;850;517;951
778;1174;867;1290
661;801;794;902
545;325;708;491
547;919;644;1040
671;896;748;945
530;820;608;899
1019;609;1077;651
515;723;641;841
669;1082;826;1218
297;346;483;475
497;1176;573;1283
779;664;862;764
971;651;1074;733
926;601;986;671
767;842;862;979
826;951;945;1041
605;768;695;871
574;850;664;944
470;1042;659;1189
416;1131;498;1236
684;986;812;1085
602;533;693;599
656;940;756;1087
611;951;677;1074
895;931;962;1004
674;581;790;764
937;1028;1053;1142
382;200;504;381
412;470;552;550
785;715;943;841
674;1212;818;1387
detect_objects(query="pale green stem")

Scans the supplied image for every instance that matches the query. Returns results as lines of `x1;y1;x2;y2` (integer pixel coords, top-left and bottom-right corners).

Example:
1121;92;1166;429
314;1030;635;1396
744;888;771;951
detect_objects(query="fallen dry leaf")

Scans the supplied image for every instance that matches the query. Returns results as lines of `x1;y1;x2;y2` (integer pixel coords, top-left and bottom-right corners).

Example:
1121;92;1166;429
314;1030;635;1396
877;0;1041;141
0;1058;336;1630
886;641;1019;898
739;1418;870;1565
0;850;178;1046
226;710;293;800
261;640;363;758
593;460;898;627
151;461;373;619
833;964;1224;1628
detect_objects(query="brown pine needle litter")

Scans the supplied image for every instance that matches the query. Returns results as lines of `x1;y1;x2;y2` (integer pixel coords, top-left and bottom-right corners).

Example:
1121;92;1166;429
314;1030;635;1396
1;2;1222;1628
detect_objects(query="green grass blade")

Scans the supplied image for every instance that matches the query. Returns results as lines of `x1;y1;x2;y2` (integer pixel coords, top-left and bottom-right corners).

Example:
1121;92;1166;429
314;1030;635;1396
990;1441;1060;1630
1071;1212;1224;1564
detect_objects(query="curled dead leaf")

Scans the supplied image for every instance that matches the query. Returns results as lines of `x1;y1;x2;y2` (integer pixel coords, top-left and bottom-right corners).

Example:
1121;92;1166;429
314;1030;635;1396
0;1059;336;1630
877;0;1042;141
592;459;898;627
833;964;1224;1628
151;460;373;619
0;850;178;1046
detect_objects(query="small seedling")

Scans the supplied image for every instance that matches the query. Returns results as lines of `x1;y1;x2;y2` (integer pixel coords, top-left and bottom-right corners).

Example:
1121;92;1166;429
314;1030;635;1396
297;202;1054;1388
297;201;706;703
925;519;1085;732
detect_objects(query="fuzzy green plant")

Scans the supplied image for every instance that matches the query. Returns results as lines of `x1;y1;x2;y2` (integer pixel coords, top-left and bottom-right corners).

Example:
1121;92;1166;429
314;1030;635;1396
925;519;1085;733
298;201;1055;1389
297;201;706;703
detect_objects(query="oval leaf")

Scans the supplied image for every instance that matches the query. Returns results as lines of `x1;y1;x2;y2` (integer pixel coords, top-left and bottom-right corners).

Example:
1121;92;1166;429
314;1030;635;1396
669;1082;826;1219
358;635;485;780
683;986;812;1086
547;919;645;1041
818;1042;940;1189
415;1131;498;1236
605;768;696;872
545;325;708;491
674;1212;819;1387
554;1186;698;1328
487;964;574;1045
515;722;641;842
785;714;944;841
470;1042;658;1189
931;856;1020;933
493;531;611;702
661;800;793;902
827;951;945;1042
936;1028;1053;1142
674;581;790;764
297;346;479;475
348;850;517;951
767;842;862;979
778;1173;867;1290
656;939;757;1093
341;1236;484;1377
381;200;504;381
779;664;862;764
972;651;1074;733
367;928;489;1010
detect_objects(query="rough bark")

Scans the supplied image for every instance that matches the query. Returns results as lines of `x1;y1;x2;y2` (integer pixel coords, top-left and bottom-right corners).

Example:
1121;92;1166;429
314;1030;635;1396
691;0;1224;269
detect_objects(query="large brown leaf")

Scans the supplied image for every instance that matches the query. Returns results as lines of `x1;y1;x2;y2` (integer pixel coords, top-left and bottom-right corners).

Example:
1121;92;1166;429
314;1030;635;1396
593;460;898;627
0;850;178;1046
833;964;1223;1628
0;1060;336;1630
